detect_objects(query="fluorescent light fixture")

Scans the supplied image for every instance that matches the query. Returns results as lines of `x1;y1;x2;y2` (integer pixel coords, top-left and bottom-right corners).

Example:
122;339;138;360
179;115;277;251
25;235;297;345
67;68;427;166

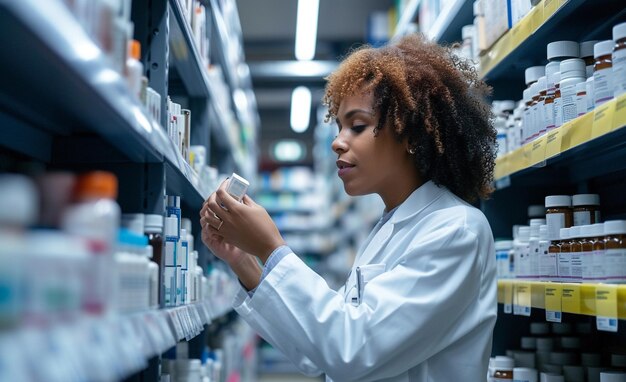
272;140;306;162
290;86;311;133
295;0;319;60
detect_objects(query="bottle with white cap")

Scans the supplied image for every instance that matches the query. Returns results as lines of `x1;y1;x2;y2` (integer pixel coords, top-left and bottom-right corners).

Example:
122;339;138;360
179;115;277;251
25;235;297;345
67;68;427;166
526;66;546;87
515;226;531;279
546;41;579;130
604;220;626;283
515;367;538;382
600;371;626;382
591;223;606;282
614;22;626;97
575;82;587;117
529;219;545;279
538;225;555;281
594;40;614;107
523;88;533;144
579;225;595;283
558;228;571;282
496;240;514;279
568;226;582;282
529;82;541;142
560;58;587;124
545;195;573;242
581;40;600;78
492;356;514;380
553;72;563;128
537;76;549;137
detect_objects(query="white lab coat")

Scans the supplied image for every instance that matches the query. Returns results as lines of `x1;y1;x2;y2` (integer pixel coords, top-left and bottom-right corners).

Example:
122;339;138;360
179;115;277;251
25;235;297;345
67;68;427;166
233;181;497;381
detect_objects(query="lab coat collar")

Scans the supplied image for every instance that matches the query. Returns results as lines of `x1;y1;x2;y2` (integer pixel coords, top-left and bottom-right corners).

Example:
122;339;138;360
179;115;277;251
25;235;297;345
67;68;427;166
389;180;445;225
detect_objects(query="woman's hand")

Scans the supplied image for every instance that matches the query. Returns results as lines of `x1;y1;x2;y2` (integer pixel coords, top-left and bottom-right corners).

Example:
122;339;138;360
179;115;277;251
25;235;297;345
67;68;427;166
204;179;285;263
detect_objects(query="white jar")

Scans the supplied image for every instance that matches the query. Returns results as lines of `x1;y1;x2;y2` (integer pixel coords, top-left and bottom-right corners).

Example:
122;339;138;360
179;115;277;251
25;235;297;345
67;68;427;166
496;240;514;279
546;41;579;100
559;59;586;124
613;22;626;97
593;40;614;107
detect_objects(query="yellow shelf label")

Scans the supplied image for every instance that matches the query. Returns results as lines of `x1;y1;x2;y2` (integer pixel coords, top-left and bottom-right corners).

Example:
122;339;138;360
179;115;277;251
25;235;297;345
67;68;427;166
592;100;616;139
504;281;513;314
596;285;618;332
545;128;562;159
562;284;581;314
613;94;626;130
514;282;532;316
543;0;559;20
511;18;531;47
530;136;547;165
531;4;545;32
565;112;593;149
545;284;563;322
494;155;510;180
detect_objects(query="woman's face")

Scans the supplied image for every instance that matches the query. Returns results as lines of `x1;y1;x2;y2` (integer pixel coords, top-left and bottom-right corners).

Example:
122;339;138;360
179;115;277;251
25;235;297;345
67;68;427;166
331;91;418;204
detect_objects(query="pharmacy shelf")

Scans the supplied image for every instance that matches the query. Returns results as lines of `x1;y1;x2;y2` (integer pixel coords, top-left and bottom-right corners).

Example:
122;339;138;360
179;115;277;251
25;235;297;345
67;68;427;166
425;0;474;44
0;0;214;210
480;0;626;96
0;303;214;382
497;280;626;320
493;95;626;187
209;0;240;90
392;0;422;39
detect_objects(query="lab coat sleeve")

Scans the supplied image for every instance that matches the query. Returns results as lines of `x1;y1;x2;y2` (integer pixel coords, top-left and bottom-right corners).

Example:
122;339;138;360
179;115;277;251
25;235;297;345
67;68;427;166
233;222;489;381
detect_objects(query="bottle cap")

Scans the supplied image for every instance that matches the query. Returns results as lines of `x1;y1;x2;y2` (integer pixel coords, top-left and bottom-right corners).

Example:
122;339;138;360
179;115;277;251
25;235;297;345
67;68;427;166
545;195;571;208
530;82;540;97
495;240;513;250
521;337;537;350
569;225;581;239
462;25;474;39
559;58;586;79
604;220;626;235
530;322;550;335
514;368;538;381
0;174;38;227
600;371;626;382
523;88;532;103
589;223;604;237
528;205;546;218
560;228;569;240
614;22;626;42
576;82;586;93
167;195;180;208
594;40;614;58
122;213;145;235
581;353;602;367
493;356;515;370
75;171;118;200
518;226;530;241
547;41;579;60
500;100;515;112
579;40;599;58
525;66;546;85
181;218;192;233
128;39;141;60
530;222;541;238
572;194;600;207
538;76;547;92
541;372;565;382
539;225;548;241
144;214;164;233
530;218;546;226
473;0;482;16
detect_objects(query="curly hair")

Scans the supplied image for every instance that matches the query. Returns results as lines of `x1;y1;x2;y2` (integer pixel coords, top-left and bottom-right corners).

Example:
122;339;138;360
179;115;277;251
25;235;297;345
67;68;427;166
323;34;496;203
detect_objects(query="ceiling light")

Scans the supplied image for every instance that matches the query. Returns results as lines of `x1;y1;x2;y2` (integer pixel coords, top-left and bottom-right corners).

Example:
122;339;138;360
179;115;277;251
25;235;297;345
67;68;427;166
295;0;319;60
290;86;311;133
272;140;306;162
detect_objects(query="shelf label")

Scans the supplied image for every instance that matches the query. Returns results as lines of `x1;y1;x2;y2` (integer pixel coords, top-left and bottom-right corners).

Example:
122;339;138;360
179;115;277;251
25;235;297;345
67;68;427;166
504;281;513;314
545;284;563;322
545;128;563;159
511;18;531;47
530;136;547;165
514;282;532;316
530;5;544;32
596;285;618;332
168;310;185;341
565;112;593;149
592;100;616;139
543;0;559;20
613;94;626;130
561;284;581;314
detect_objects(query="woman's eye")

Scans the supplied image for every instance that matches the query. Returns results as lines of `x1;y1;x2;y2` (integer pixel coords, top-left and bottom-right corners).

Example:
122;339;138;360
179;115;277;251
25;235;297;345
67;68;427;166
351;125;367;133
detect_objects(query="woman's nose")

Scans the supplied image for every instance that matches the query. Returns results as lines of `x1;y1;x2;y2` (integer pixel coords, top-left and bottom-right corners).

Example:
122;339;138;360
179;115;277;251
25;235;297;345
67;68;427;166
331;133;347;154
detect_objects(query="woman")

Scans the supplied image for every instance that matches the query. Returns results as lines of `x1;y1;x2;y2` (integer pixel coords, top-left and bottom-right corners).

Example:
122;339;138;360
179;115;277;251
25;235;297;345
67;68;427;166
200;34;497;381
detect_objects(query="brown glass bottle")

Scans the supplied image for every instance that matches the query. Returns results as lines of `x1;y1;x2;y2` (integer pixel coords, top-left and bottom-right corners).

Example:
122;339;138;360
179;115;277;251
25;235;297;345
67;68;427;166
604;220;626;282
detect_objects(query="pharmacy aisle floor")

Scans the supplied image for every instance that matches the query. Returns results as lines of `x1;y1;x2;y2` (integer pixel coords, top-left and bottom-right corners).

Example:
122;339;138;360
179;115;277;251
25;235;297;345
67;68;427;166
259;374;323;382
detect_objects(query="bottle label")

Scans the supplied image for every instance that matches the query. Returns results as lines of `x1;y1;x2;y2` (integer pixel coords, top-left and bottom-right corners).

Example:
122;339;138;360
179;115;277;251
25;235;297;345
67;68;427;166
614;48;626;98
570;251;583;281
581;250;595;281
539;249;557;280
496;249;511;278
594;68;613;106
562;83;581;123
523;108;532;143
544;101;555;130
546;212;565;241
574;210;591;226
558;252;571;281
592;249;606;281
516;243;531;278
604;248;626;281
576;93;587;116
554;96;563;127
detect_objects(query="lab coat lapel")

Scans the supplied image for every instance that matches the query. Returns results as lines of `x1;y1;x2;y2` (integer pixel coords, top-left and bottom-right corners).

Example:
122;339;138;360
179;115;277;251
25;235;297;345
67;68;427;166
354;220;395;268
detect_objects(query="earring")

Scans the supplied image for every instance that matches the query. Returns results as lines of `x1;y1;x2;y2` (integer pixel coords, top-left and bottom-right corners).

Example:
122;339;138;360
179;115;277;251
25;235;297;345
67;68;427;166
408;147;416;155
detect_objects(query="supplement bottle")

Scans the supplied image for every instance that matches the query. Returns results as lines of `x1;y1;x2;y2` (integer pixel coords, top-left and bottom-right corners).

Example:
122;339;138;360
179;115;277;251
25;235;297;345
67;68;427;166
540;225;557;281
125;39;144;98
553;72;563;128
548;234;561;282
529;82;540;141
522;88;533;144
545;195;573;242
579;225;593;283
575;82;587;117
568;226;582;282
529;219;545;279
585;76;595;113
580;40;600;78
591;223;606;282
537;76;548;137
558;228;571;282
613;22;626;98
594;40;614;107
559;58;587;124
145;214;164;307
496;240;514;279
572;194;601;225
514;367;538;382
516;226;531;278
546;41;579;129
492;356;514;381
603;220;626;283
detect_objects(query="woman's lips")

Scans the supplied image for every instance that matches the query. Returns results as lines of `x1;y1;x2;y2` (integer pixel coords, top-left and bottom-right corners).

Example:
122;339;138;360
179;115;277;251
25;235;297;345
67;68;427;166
336;159;355;177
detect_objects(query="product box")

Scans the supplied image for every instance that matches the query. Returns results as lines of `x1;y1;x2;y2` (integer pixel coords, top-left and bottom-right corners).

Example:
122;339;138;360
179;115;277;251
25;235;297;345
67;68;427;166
483;0;512;50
